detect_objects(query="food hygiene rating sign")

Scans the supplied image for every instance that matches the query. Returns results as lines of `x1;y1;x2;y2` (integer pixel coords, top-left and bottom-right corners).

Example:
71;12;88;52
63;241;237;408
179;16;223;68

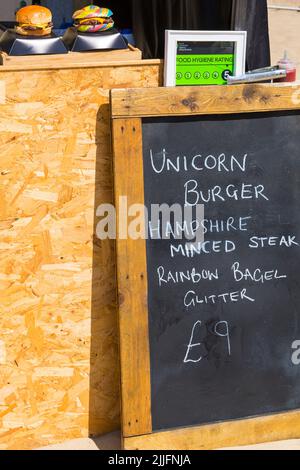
176;41;235;86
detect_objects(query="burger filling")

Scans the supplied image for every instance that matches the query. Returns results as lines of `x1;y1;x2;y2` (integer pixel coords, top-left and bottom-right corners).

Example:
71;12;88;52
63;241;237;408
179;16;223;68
19;22;53;31
74;18;113;27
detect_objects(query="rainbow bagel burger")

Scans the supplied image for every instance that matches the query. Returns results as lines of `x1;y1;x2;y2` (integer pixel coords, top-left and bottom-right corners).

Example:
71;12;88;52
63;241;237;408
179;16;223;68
73;5;114;33
15;5;53;37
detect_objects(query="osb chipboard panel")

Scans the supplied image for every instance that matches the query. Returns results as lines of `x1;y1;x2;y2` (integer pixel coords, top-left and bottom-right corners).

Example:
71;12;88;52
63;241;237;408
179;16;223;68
0;61;162;450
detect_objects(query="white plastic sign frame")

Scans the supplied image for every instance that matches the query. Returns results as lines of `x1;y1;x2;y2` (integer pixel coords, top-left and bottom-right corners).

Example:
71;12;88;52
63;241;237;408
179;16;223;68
164;30;247;87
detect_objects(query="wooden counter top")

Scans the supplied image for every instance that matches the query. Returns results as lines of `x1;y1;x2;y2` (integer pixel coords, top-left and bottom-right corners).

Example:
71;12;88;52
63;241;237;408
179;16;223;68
0;46;162;72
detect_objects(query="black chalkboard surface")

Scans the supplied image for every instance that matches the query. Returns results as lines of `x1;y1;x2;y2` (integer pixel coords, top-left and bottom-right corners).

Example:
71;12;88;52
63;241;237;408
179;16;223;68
142;112;300;432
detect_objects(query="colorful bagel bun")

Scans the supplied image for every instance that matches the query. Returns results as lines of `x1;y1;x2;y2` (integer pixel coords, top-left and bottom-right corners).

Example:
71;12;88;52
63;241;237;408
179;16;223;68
73;5;114;33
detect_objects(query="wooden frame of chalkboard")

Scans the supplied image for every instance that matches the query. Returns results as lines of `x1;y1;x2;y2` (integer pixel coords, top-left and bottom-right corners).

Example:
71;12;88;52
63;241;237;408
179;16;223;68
111;84;300;450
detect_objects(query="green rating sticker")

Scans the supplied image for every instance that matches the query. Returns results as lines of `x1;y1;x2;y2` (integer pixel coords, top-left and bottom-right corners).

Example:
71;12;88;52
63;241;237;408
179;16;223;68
176;54;234;86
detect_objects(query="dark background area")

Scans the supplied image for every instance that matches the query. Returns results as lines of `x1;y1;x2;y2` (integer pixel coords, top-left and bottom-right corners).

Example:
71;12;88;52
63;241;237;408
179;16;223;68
93;0;270;68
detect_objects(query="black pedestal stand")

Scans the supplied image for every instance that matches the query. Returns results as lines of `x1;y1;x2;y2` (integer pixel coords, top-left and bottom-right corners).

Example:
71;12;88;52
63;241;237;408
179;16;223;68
62;27;128;52
0;28;68;56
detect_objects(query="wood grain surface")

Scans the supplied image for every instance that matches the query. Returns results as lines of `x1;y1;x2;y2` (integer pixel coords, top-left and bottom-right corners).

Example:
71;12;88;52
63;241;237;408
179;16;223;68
113;119;152;440
0;58;162;450
124;410;300;450
111;83;300;118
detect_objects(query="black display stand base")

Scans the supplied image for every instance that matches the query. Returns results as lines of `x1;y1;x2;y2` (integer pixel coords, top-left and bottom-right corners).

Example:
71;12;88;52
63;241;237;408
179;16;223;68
0;22;16;33
0;29;68;56
62;27;127;52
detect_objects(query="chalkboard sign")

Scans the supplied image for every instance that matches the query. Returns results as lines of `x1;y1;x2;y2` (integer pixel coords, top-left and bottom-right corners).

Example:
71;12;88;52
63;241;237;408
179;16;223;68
144;112;300;432
111;84;300;450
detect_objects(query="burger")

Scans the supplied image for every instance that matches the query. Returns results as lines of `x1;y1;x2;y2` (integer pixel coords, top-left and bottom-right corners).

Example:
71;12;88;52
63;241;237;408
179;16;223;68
15;5;53;37
73;5;114;34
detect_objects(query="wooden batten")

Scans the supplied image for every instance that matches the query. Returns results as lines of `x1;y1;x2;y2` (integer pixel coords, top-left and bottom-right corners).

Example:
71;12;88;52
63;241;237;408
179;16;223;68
124;410;300;450
111;83;300;118
113;118;152;439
